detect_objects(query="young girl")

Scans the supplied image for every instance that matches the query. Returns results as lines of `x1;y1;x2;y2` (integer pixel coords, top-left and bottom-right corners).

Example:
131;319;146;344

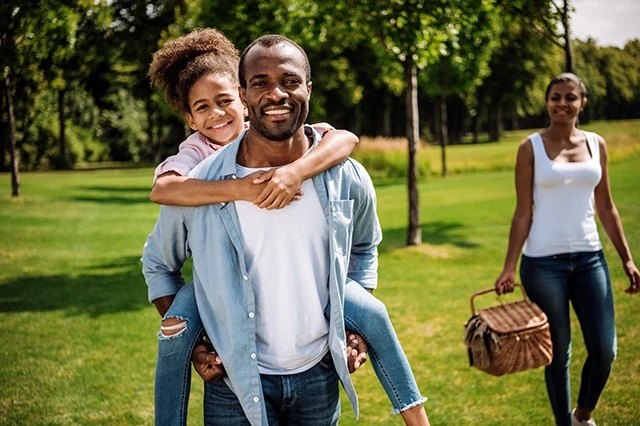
147;28;429;426
495;73;639;426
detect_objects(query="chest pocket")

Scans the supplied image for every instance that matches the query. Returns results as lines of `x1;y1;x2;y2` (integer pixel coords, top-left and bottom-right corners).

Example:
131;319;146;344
329;200;354;255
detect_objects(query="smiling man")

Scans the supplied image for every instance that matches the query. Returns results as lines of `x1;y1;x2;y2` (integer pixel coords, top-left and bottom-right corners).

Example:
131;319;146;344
142;34;381;425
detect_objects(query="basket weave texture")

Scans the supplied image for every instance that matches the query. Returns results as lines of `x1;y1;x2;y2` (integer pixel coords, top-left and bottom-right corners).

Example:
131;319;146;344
464;286;553;376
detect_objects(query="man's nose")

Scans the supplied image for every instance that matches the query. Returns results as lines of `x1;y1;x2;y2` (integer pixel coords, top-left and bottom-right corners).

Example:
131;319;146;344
266;85;288;102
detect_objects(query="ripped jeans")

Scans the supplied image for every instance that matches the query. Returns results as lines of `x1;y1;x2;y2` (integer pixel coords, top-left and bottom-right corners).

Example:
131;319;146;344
154;283;426;425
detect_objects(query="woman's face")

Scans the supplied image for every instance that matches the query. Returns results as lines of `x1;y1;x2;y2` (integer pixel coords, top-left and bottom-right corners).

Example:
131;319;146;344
185;74;247;146
545;81;587;124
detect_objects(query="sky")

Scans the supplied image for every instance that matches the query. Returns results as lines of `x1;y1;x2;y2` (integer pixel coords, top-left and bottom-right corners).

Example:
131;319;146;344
571;0;640;47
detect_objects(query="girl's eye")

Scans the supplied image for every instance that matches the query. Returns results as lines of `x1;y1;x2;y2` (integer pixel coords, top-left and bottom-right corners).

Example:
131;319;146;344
197;105;208;111
219;99;233;106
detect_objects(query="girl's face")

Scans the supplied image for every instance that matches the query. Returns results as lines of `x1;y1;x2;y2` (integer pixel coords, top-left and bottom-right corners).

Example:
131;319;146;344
185;74;247;145
545;81;587;124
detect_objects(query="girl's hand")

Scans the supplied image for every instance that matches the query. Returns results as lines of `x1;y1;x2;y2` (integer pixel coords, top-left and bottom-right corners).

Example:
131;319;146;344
495;271;516;295
252;167;303;210
623;260;640;295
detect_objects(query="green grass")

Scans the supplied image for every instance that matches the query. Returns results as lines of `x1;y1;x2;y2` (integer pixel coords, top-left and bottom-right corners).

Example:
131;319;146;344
1;123;639;425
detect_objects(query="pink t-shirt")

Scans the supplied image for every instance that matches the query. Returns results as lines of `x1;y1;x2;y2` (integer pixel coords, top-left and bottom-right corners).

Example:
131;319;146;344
153;122;333;181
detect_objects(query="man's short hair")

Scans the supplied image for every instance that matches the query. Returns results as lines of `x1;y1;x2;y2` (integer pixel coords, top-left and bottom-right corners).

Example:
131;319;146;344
238;34;311;88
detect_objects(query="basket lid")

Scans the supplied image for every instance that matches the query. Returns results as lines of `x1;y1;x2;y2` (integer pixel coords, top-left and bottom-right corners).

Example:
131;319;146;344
478;300;547;334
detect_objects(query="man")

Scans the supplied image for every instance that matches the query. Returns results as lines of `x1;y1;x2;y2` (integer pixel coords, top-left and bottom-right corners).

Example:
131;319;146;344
142;34;381;425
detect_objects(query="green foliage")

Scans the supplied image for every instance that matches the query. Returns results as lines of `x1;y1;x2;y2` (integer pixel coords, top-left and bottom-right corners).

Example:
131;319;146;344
100;89;149;162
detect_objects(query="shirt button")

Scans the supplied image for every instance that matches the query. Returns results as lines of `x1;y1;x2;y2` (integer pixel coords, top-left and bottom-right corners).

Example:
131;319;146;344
250;353;257;359
231;175;238;179
253;396;260;403
248;312;255;318
243;275;249;280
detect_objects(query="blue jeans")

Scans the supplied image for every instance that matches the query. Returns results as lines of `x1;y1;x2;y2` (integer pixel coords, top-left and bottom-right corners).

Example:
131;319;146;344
203;352;340;425
155;283;204;426
154;283;425;424
343;283;426;414
520;251;617;426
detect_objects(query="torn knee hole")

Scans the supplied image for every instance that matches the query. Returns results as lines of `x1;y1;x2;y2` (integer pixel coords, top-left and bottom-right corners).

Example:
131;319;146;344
160;318;187;336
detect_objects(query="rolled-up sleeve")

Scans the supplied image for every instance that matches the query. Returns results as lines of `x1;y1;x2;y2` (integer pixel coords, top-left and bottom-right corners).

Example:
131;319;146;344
141;206;192;302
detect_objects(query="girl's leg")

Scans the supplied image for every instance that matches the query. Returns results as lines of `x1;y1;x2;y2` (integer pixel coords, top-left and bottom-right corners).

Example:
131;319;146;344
343;283;428;424
520;254;573;426
155;283;204;426
570;251;617;416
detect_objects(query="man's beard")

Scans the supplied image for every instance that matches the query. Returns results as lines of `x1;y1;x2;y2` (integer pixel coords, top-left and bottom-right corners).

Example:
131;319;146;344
249;103;308;141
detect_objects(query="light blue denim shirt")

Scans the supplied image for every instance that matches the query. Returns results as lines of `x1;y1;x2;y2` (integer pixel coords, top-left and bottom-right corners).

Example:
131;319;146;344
141;126;382;425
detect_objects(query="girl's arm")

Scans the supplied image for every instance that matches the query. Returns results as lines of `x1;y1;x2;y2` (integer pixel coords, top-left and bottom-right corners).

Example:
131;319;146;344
495;139;534;294
593;136;640;294
150;170;267;206
151;127;358;208
252;128;359;209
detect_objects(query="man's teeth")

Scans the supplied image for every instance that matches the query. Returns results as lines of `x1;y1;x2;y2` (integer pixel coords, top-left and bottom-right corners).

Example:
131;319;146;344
265;109;290;115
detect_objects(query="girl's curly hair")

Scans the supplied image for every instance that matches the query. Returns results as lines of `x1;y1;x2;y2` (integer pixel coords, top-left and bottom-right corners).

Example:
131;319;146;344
148;28;240;114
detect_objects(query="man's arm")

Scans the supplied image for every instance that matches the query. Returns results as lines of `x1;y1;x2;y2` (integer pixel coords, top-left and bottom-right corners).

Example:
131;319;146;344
346;159;382;290
141;205;192;308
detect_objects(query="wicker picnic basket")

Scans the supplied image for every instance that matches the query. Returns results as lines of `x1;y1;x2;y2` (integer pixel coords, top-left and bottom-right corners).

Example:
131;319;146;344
463;284;553;376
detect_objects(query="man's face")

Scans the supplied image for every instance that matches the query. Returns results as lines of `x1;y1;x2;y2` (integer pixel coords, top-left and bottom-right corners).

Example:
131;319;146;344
240;43;311;141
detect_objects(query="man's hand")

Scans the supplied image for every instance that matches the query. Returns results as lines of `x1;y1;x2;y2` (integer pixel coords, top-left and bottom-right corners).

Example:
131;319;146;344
345;331;368;373
192;343;226;382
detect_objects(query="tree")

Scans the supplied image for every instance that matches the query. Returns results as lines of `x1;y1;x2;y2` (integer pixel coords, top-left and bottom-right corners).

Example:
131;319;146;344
419;0;497;175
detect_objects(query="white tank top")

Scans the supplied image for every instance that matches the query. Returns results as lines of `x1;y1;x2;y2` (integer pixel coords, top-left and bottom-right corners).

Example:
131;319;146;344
235;164;330;375
523;132;603;257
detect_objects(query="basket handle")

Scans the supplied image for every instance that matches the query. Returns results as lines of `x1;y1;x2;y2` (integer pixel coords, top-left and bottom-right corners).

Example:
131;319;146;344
470;284;529;316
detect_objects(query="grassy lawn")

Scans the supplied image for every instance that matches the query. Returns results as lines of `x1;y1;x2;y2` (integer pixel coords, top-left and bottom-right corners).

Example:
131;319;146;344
1;121;639;425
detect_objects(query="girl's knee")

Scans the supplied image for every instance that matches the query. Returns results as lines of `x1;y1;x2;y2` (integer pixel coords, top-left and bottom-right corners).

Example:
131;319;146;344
159;316;188;339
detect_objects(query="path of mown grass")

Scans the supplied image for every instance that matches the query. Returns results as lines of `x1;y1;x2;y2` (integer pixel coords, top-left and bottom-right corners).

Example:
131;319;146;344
1;124;639;425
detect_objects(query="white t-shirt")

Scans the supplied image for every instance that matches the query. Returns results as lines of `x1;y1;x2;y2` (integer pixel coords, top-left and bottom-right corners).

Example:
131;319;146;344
523;132;603;257
235;164;330;374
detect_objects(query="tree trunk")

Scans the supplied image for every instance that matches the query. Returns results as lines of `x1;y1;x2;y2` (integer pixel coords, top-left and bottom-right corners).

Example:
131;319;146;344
562;0;574;73
405;56;421;246
58;88;68;169
439;93;448;177
383;92;392;137
488;99;503;142
4;71;20;197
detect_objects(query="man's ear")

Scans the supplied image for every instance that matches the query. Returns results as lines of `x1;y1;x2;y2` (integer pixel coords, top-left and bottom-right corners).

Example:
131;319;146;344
185;112;198;131
239;87;248;107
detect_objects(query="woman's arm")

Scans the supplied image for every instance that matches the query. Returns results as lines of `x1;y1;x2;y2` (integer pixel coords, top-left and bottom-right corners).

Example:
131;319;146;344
252;129;359;209
593;136;640;294
495;139;534;294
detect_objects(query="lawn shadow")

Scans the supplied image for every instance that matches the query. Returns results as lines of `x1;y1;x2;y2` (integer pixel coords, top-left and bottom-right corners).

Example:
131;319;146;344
64;185;151;205
380;220;479;253
0;256;152;317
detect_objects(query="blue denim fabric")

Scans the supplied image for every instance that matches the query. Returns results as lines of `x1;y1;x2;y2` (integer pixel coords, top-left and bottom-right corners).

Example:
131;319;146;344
520;250;617;426
343;283;426;414
203;352;340;425
153;281;425;424
154;283;202;426
142;126;382;425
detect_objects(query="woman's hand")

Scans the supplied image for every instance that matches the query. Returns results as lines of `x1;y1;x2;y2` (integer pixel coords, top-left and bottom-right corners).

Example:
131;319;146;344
494;270;516;295
623;260;640;295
